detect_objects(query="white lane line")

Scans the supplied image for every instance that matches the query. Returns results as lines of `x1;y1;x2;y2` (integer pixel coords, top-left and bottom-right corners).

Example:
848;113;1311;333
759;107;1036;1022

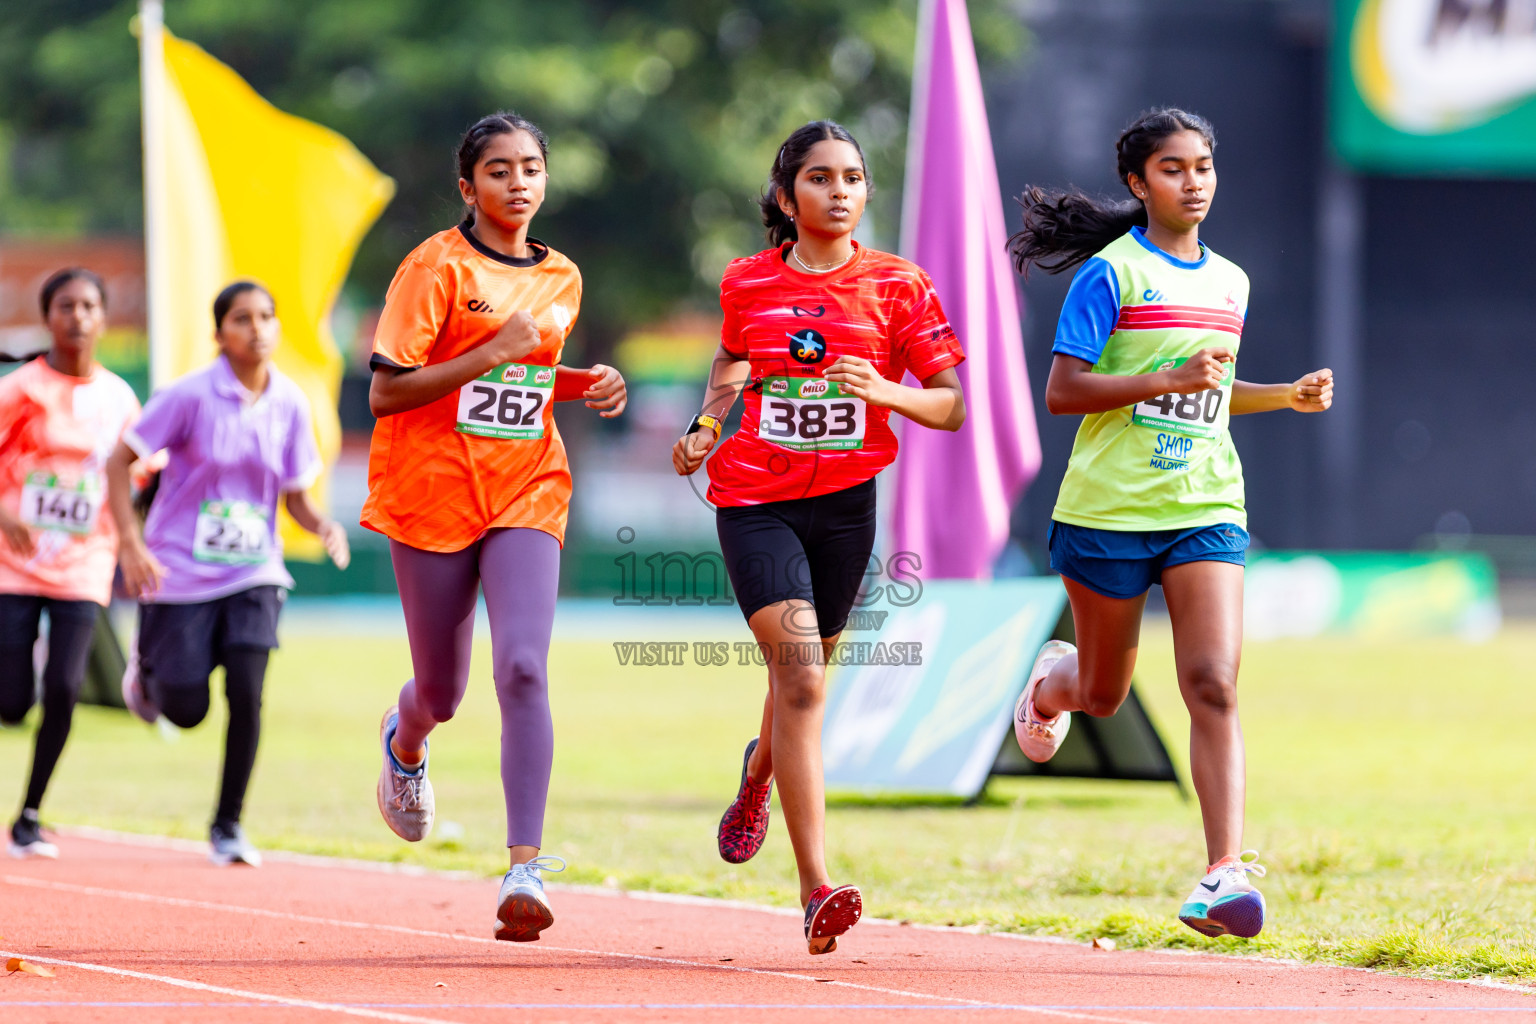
0;949;462;1024
2;875;1150;1024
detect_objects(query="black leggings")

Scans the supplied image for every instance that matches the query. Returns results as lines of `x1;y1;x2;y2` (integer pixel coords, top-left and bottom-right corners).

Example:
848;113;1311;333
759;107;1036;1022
0;595;99;815
157;647;268;829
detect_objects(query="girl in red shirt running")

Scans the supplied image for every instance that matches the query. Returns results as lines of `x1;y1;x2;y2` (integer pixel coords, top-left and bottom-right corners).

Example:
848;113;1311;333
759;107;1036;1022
673;121;967;955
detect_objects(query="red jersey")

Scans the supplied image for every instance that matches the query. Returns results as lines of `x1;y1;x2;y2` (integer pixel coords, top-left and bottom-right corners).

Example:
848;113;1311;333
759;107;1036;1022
705;243;964;507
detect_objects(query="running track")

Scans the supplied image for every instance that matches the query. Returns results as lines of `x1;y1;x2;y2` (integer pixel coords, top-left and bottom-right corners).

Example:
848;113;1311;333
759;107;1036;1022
2;831;1533;1023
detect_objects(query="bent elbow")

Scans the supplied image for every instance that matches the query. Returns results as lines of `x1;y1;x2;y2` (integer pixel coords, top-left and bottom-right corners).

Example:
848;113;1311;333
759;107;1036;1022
948;400;967;432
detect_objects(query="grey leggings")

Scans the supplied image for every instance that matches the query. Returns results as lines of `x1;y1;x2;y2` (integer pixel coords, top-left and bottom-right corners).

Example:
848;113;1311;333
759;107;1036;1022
390;527;559;848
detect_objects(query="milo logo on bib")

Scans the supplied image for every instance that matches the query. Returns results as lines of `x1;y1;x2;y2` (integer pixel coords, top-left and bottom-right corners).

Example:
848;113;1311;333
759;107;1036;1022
501;365;529;383
757;376;866;451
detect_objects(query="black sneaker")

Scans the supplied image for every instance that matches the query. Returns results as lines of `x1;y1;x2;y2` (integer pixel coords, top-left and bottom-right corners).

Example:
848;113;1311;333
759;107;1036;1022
8;813;59;860
209;821;262;867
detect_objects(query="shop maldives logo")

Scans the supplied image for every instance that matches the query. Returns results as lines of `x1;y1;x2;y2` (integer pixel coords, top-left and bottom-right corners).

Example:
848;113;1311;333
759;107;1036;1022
1352;0;1536;131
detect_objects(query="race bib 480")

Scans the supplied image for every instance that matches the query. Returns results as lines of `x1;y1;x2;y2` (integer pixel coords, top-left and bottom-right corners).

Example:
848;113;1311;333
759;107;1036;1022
456;362;555;440
757;376;866;451
1132;357;1235;440
20;471;103;535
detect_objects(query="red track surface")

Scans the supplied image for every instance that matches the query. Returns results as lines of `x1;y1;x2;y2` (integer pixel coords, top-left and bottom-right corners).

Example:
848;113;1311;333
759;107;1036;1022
2;831;1533;1023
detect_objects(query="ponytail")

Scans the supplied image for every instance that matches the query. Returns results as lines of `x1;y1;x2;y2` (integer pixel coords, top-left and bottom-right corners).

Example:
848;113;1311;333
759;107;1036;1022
1008;107;1216;277
1009;188;1146;276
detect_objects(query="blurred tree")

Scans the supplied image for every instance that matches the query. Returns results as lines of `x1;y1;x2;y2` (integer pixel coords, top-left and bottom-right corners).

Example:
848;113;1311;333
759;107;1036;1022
0;0;1024;354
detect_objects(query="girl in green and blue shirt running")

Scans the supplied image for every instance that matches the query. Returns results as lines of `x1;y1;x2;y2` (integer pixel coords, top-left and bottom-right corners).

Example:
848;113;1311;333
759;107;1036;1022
1008;108;1334;940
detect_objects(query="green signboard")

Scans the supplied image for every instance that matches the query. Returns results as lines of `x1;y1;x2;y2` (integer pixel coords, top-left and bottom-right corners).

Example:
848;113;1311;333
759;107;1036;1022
1333;0;1536;174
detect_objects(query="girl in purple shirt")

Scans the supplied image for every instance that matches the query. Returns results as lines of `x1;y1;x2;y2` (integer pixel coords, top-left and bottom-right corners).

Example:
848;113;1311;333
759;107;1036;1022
104;281;348;866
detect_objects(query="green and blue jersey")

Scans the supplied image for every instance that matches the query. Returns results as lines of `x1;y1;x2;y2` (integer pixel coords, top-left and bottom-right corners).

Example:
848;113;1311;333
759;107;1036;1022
1051;226;1250;531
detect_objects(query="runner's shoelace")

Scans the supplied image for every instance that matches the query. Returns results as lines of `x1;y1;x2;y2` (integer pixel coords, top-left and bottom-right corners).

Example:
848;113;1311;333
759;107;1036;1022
509;856;568;886
1217;850;1267;882
395;774;424;811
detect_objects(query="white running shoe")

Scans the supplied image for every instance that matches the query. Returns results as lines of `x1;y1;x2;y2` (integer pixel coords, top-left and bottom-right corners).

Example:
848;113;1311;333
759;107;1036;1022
1179;850;1268;938
1014;640;1075;762
209;821;263;867
121;651;160;725
376;706;434;842
8;814;59;859
494;856;566;942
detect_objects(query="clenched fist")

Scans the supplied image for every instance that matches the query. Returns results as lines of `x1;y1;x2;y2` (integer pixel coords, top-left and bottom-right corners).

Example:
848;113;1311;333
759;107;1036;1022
482;311;541;366
1165;347;1234;394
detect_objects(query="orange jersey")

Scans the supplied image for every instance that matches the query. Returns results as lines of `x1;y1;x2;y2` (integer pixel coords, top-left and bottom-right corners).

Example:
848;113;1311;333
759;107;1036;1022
362;225;582;551
706;244;965;507
0;358;140;605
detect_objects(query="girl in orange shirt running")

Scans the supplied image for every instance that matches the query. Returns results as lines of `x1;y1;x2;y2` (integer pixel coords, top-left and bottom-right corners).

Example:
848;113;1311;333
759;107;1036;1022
363;112;625;942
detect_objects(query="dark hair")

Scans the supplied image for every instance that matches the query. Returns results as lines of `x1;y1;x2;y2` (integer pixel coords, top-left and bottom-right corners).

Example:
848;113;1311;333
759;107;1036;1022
213;280;274;331
759;120;870;247
456;111;549;225
1008;107;1216;276
40;267;106;316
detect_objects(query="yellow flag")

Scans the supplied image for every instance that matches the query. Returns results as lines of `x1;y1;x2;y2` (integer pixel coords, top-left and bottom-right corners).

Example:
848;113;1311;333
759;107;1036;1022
143;20;394;557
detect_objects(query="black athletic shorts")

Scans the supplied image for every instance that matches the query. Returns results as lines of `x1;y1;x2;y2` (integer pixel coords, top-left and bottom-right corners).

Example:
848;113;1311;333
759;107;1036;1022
137;585;284;692
715;477;877;638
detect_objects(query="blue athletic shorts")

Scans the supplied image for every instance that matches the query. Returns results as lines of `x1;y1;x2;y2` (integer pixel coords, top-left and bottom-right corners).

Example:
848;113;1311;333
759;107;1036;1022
1048;520;1249;600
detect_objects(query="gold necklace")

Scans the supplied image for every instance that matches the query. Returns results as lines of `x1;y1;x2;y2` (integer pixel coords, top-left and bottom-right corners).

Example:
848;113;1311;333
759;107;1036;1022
791;244;853;273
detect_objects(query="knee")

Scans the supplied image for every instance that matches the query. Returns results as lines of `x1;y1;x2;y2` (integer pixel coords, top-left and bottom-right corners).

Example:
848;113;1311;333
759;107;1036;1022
1080;691;1127;719
158;686;210;729
0;699;29;727
773;665;825;712
418;688;459;724
494;651;547;704
1182;662;1239;714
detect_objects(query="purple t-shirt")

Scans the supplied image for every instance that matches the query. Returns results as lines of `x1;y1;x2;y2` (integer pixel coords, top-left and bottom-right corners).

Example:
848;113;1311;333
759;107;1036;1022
125;356;321;603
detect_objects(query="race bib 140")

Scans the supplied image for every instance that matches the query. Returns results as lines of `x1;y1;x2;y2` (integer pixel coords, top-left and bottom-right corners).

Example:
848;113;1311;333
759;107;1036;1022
20;471;103;535
456;362;555;440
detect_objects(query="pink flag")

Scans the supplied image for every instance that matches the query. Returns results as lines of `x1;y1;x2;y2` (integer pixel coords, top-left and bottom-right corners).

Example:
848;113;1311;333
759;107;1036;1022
891;0;1042;579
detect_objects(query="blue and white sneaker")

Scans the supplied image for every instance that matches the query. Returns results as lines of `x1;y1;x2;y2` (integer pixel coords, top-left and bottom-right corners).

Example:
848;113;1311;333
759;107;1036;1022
1178;850;1267;938
495;856;567;942
376;705;434;842
209;821;262;867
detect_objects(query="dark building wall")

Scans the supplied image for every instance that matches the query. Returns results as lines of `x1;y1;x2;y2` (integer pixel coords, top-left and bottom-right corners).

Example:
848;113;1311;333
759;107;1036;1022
987;0;1536;554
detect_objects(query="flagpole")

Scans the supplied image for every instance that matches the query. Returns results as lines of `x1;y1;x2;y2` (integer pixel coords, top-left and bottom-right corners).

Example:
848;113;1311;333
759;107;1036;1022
898;0;938;261
138;0;167;390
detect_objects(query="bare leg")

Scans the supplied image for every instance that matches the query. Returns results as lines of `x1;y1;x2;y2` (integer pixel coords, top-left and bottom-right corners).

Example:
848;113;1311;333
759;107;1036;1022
1031;577;1147;719
747;689;774;784
1161;560;1246;865
744;600;836;906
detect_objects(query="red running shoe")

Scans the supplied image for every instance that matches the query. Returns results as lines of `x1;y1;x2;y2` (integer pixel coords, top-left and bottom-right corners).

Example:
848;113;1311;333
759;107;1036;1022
804;883;862;955
717;738;773;864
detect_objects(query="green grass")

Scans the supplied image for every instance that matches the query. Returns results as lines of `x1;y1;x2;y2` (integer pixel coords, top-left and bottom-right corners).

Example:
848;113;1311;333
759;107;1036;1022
6;616;1536;983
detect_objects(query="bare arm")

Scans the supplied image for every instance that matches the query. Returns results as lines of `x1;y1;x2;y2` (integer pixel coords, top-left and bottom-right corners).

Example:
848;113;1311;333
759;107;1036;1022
553;364;627;417
1231;369;1333;415
283;490;350;569
368;311;541;418
1044;347;1234;416
105;439;164;596
822;358;966;431
671;345;751;475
